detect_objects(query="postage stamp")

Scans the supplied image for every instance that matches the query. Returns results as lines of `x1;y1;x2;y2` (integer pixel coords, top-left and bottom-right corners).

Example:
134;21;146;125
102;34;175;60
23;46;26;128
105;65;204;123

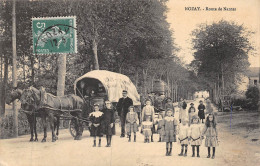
32;16;77;54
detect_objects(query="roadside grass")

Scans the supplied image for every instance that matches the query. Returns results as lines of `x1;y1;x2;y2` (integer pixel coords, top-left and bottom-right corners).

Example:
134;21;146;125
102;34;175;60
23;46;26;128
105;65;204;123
217;111;260;145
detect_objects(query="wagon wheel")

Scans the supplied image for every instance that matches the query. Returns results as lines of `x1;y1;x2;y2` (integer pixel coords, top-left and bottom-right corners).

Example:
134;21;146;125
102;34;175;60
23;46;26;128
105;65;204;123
69;120;77;138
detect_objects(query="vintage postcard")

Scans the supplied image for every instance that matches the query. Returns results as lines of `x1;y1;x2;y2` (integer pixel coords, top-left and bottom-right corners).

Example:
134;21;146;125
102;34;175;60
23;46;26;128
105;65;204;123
0;0;259;166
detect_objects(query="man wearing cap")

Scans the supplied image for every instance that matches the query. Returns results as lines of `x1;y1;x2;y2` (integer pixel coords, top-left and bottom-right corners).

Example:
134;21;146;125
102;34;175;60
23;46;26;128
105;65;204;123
116;90;133;137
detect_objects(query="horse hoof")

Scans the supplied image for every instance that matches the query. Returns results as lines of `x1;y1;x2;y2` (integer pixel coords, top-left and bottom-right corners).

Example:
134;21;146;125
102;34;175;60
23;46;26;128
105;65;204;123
41;139;46;142
52;139;56;142
34;138;38;142
29;138;34;142
56;137;58;140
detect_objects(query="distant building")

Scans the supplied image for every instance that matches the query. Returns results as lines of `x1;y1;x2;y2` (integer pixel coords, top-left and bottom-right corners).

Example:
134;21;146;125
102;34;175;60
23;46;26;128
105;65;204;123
194;90;209;99
247;67;260;87
235;67;260;98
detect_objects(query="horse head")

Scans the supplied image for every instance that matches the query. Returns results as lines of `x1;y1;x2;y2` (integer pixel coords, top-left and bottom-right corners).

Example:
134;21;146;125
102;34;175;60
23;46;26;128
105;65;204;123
20;86;41;111
6;88;23;104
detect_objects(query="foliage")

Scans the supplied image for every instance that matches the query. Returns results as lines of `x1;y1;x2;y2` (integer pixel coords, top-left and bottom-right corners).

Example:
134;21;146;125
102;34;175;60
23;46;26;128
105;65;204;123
245;86;259;110
232;98;248;109
191;20;253;96
0;113;42;138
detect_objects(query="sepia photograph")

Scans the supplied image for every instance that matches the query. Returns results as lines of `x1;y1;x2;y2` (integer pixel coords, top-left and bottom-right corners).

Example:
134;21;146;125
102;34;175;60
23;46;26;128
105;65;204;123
0;0;259;166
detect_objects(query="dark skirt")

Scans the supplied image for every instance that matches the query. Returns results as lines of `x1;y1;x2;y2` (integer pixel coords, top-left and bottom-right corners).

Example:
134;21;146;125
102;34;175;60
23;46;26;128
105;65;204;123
198;110;205;119
102;123;115;136
90;125;103;137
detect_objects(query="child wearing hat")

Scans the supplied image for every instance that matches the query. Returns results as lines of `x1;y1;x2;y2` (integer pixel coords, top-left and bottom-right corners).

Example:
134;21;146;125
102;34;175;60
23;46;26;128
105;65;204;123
126;106;139;142
89;104;104;147
188;103;196;126
102;101;115;147
189;115;203;157
161;108;178;156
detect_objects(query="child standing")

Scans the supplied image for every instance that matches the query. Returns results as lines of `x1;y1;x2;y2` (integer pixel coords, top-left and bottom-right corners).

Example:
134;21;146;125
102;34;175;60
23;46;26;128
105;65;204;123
126;106;139;142
157;113;164;142
202;114;218;159
89;104;104;147
141;99;155;142
190;115;202;157
198;100;206;123
102;101;115;147
162;109;178;156
164;98;175;117
188;103;196;126
178;118;189;157
141;116;153;143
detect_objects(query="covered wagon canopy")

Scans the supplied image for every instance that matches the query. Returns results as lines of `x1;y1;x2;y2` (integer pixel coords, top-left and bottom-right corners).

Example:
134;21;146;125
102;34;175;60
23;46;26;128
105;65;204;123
74;70;141;105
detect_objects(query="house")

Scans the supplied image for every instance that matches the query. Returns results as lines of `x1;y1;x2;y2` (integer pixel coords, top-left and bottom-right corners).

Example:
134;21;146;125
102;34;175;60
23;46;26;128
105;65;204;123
194;90;209;99
235;67;260;98
247;67;260;87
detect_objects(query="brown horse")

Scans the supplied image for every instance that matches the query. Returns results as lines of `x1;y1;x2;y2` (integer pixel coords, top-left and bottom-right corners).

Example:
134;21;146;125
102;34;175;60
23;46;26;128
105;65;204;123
20;86;84;142
6;88;40;141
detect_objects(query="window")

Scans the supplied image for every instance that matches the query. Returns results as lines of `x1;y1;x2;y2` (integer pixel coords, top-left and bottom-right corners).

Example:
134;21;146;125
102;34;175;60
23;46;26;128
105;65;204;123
254;80;257;85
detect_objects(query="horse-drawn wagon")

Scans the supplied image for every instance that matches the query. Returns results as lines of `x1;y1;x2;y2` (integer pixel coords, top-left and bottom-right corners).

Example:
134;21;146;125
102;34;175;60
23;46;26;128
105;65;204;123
70;70;141;137
7;70;141;141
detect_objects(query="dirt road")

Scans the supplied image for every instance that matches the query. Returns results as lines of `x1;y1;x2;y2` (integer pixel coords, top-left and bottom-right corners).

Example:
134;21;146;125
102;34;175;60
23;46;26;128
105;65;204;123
0;99;259;166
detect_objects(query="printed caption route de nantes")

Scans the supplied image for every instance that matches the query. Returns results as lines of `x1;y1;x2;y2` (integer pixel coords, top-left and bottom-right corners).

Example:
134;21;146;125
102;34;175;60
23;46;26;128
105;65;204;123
185;7;236;11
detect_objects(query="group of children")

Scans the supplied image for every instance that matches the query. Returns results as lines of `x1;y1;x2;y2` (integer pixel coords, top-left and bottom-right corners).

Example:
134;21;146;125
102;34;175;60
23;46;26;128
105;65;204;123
88;98;218;159
157;109;218;158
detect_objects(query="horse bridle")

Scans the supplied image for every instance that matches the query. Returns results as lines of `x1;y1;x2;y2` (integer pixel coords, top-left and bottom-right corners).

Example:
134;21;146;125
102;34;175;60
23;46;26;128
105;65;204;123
21;89;39;108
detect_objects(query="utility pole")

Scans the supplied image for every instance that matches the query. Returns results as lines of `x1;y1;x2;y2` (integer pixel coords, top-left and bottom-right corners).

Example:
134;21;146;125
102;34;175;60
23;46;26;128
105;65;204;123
12;0;18;137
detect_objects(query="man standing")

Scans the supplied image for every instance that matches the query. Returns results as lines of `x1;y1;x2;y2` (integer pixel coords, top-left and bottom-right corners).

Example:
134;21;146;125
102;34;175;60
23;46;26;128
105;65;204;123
116;90;133;137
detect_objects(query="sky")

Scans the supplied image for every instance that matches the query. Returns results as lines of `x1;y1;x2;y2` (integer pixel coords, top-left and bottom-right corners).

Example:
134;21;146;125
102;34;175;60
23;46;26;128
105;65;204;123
166;0;260;67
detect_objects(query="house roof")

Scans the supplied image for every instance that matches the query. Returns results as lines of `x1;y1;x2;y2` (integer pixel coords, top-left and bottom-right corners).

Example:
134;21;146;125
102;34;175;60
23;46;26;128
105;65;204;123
246;67;260;77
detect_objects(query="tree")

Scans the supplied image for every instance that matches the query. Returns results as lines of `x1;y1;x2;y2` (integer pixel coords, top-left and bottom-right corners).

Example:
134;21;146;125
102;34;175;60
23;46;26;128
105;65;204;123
0;1;12;115
245;86;259;110
191;20;253;103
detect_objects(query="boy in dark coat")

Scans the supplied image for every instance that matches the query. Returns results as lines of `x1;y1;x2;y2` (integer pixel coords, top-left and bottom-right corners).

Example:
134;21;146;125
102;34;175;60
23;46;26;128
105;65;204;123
89;104;104;147
116;90;133;137
102;101;115;147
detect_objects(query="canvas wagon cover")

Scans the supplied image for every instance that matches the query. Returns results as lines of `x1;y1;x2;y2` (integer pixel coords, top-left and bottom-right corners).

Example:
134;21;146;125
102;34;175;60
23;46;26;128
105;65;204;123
74;70;141;105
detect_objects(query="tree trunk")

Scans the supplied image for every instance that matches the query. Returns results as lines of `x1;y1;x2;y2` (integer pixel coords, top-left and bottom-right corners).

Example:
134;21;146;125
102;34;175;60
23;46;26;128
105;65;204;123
12;0;18;137
135;71;139;87
57;54;66;96
0;57;8;116
57;54;66;128
221;63;225;95
0;53;2;83
175;84;178;102
92;38;99;70
30;54;35;85
142;69;147;95
23;55;26;83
